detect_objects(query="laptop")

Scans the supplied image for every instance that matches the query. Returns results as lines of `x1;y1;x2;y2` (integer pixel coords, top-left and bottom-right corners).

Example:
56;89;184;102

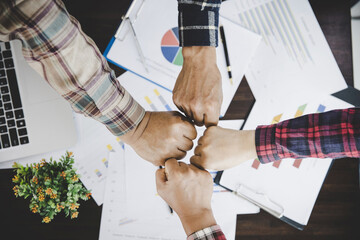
0;40;77;163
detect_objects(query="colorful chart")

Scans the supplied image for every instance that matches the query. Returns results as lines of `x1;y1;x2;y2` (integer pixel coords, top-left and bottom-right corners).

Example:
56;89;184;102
161;27;183;66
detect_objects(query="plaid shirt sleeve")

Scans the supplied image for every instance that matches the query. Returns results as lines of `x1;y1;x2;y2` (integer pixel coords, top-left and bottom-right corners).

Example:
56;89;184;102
178;0;221;47
255;108;360;163
187;225;226;240
0;0;145;136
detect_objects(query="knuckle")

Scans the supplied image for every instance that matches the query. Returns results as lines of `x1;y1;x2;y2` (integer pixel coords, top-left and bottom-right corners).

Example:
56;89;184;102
188;141;194;150
206;126;217;134
177;151;186;160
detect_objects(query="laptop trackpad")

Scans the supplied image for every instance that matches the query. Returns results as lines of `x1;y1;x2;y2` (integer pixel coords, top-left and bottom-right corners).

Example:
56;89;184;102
22;72;61;105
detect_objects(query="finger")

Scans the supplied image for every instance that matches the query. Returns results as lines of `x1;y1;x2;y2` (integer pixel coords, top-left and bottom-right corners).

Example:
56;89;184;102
197;136;204;145
178;161;188;168
186;108;195;123
153;159;166;167
204;112;219;128
182;123;197;141
164;158;180;179
175;104;185;115
156;168;167;186
192;110;205;126
188;163;207;173
194;145;202;156
173;148;187;160
177;138;194;152
190;156;205;170
172;94;186;115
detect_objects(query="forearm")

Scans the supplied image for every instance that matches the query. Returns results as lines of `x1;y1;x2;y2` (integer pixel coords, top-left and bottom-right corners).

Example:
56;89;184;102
177;0;221;47
180;209;217;236
0;0;145;136
255;108;360;163
187;225;226;240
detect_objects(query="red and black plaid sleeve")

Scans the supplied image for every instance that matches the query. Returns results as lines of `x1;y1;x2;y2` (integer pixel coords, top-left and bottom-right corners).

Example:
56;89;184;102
187;225;226;240
255;108;360;163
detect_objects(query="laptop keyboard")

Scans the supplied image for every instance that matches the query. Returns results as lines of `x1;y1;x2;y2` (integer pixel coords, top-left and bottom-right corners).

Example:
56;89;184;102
0;42;29;149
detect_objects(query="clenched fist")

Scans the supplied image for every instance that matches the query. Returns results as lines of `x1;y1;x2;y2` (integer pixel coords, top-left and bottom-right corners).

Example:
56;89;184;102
120;111;196;166
173;46;222;127
190;126;257;170
156;159;216;235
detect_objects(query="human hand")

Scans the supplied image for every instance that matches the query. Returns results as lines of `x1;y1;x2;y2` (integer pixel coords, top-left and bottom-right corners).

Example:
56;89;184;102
173;46;222;127
120;111;196;166
156;159;216;236
190;127;257;170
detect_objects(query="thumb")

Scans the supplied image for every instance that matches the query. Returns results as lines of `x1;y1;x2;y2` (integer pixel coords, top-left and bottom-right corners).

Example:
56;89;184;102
155;168;167;193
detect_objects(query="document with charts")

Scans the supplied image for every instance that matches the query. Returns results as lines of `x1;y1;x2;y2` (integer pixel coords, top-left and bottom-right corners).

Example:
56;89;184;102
105;0;261;116
220;0;347;103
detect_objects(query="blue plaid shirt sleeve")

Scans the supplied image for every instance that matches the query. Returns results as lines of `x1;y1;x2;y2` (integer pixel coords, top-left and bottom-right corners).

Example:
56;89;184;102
177;0;221;47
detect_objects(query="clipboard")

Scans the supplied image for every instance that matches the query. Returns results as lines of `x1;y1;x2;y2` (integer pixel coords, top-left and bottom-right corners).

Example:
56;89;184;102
214;171;304;230
103;0;262;116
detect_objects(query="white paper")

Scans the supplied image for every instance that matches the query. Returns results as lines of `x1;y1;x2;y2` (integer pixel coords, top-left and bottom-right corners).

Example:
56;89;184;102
73;114;122;205
99;118;259;239
118;72;177;112
221;0;347;103
118;74;260;218
107;0;261;116
220;95;353;226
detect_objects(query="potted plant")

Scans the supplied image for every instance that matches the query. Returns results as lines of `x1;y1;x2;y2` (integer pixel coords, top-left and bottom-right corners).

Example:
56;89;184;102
12;152;91;223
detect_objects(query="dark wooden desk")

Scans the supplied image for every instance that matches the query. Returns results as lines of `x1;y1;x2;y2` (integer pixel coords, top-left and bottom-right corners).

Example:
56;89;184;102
0;0;359;239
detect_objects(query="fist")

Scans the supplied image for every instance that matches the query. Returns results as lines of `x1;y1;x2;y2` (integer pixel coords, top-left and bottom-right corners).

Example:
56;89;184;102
190;126;257;170
173;46;222;127
156;159;216;235
122;111;197;166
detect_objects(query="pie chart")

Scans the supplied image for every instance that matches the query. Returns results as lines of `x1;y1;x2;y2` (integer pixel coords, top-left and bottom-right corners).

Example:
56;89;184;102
161;27;183;66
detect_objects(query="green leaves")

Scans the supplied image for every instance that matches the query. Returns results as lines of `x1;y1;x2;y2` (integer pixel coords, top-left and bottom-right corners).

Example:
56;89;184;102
12;151;91;223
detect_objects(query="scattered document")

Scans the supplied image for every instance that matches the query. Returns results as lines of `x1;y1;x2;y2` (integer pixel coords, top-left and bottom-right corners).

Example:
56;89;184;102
99;145;256;240
219;95;353;227
220;0;347;103
119;72;177;112
99;117;260;240
106;0;261;116
73;114;122;205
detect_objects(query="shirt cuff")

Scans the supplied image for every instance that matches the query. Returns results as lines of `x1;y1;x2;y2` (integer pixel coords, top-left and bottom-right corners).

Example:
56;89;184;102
255;124;281;163
187;225;226;240
178;1;220;47
96;88;145;137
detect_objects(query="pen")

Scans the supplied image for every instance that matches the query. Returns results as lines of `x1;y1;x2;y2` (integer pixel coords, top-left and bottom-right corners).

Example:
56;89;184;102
219;25;233;85
159;166;173;214
126;17;149;73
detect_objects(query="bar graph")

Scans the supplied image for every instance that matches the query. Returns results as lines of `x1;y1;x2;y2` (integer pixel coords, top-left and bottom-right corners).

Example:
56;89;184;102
236;0;312;66
95;169;103;178
144;96;158;111
154;89;172;111
102;158;109;168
